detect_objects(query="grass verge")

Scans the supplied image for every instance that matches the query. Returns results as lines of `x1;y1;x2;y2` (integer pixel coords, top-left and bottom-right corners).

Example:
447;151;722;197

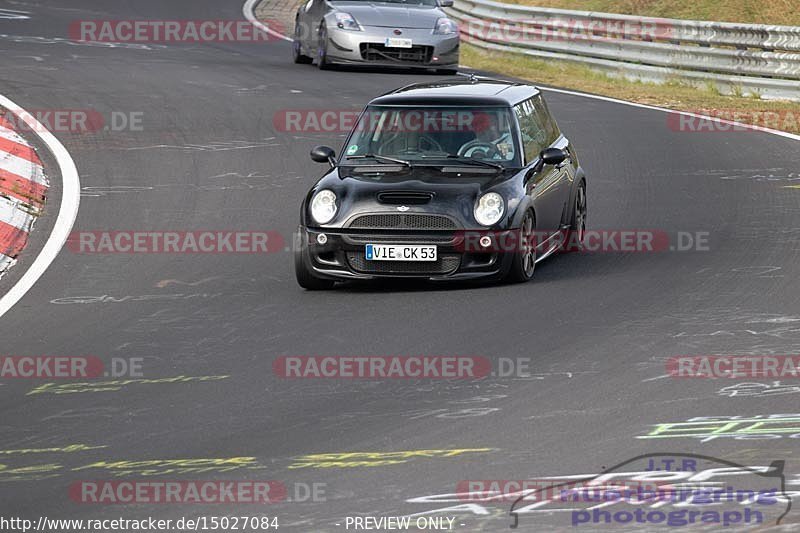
462;43;800;136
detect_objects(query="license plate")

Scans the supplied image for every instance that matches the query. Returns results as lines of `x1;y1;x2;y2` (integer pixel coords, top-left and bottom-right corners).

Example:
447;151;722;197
365;244;437;261
384;37;412;48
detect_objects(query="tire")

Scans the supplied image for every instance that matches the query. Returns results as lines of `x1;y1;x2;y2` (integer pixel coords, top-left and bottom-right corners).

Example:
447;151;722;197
436;69;458;75
505;210;537;283
317;26;332;70
292;22;313;64
294;232;335;290
565;181;586;253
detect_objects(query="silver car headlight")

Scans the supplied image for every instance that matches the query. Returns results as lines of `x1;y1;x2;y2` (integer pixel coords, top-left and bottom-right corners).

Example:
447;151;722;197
310;190;337;224
474;192;504;226
335;12;361;31
433;17;458;35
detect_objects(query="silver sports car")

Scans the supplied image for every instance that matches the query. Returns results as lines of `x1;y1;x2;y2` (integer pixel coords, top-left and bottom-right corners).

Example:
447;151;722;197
292;0;459;73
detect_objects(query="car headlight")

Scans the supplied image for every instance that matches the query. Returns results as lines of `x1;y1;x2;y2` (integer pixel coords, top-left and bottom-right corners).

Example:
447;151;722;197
474;192;504;226
310;190;337;224
433;17;458;35
335;12;361;31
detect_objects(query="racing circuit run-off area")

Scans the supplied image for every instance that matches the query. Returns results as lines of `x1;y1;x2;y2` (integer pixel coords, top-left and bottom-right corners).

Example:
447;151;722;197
1;0;800;532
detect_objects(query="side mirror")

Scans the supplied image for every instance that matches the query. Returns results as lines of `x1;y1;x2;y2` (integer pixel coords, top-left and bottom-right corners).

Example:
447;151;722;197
310;146;336;167
540;147;568;166
439;0;454;6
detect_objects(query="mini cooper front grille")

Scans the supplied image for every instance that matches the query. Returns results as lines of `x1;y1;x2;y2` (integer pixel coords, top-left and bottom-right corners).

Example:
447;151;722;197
345;234;454;244
348;214;458;230
359;43;433;64
377;191;434;205
346;252;460;275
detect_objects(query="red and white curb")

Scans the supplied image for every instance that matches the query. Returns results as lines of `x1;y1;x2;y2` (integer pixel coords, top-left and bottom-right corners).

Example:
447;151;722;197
0;115;49;277
243;0;292;42
0;93;79;320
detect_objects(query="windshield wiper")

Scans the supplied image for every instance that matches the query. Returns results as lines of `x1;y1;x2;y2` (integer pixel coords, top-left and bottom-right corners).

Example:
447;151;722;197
346;154;412;168
444;155;504;172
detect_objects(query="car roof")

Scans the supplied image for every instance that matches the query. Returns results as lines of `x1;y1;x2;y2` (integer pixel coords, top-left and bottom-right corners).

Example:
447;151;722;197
368;77;540;107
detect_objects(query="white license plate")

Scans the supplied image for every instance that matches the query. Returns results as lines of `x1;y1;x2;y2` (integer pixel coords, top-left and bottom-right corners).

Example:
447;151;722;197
366;244;437;261
384;37;413;48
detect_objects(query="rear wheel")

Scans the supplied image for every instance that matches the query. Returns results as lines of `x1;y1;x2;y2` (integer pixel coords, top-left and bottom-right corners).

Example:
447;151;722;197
566;181;586;252
505;210;537;283
293;23;313;64
317;26;332;70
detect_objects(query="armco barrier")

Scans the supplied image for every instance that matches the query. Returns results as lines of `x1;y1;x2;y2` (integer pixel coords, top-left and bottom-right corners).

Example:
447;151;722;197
447;0;800;100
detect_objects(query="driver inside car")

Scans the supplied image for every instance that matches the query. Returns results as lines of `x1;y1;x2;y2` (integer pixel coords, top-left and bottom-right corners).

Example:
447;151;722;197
459;111;515;161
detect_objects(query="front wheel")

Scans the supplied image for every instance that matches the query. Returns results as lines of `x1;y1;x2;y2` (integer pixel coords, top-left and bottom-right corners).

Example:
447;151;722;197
293;22;313;64
505;210;537;283
565;181;586;253
317;27;331;70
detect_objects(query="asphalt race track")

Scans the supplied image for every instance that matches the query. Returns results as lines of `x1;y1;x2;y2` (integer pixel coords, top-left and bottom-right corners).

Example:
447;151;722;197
1;0;800;531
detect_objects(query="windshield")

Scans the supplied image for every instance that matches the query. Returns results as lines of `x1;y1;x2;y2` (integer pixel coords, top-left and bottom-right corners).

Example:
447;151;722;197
342;106;521;167
332;0;439;5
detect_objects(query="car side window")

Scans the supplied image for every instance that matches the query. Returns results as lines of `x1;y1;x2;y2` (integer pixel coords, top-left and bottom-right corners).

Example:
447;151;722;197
533;94;561;146
514;99;547;164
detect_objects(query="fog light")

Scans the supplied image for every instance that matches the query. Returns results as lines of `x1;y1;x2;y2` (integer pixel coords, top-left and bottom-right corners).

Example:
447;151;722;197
479;235;492;248
317;233;328;245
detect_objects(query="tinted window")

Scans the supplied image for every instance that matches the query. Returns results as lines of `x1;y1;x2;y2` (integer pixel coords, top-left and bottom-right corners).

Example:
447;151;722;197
514;98;548;164
343;106;521;167
533;94;561;146
514;96;562;164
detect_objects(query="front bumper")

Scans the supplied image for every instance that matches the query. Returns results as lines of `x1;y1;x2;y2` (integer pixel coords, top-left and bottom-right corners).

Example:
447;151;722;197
296;225;514;281
325;26;459;69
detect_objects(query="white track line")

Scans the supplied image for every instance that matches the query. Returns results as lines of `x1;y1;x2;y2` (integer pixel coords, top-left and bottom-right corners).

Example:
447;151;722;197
0;94;80;319
241;0;800;143
459;72;800;142
540;86;800;142
243;0;293;42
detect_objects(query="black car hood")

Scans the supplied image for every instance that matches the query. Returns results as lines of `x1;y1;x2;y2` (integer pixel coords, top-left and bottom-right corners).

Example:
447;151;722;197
340;164;514;183
307;165;522;230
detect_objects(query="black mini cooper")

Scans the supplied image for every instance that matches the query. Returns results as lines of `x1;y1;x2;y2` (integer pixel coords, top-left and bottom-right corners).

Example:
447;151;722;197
294;77;587;289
